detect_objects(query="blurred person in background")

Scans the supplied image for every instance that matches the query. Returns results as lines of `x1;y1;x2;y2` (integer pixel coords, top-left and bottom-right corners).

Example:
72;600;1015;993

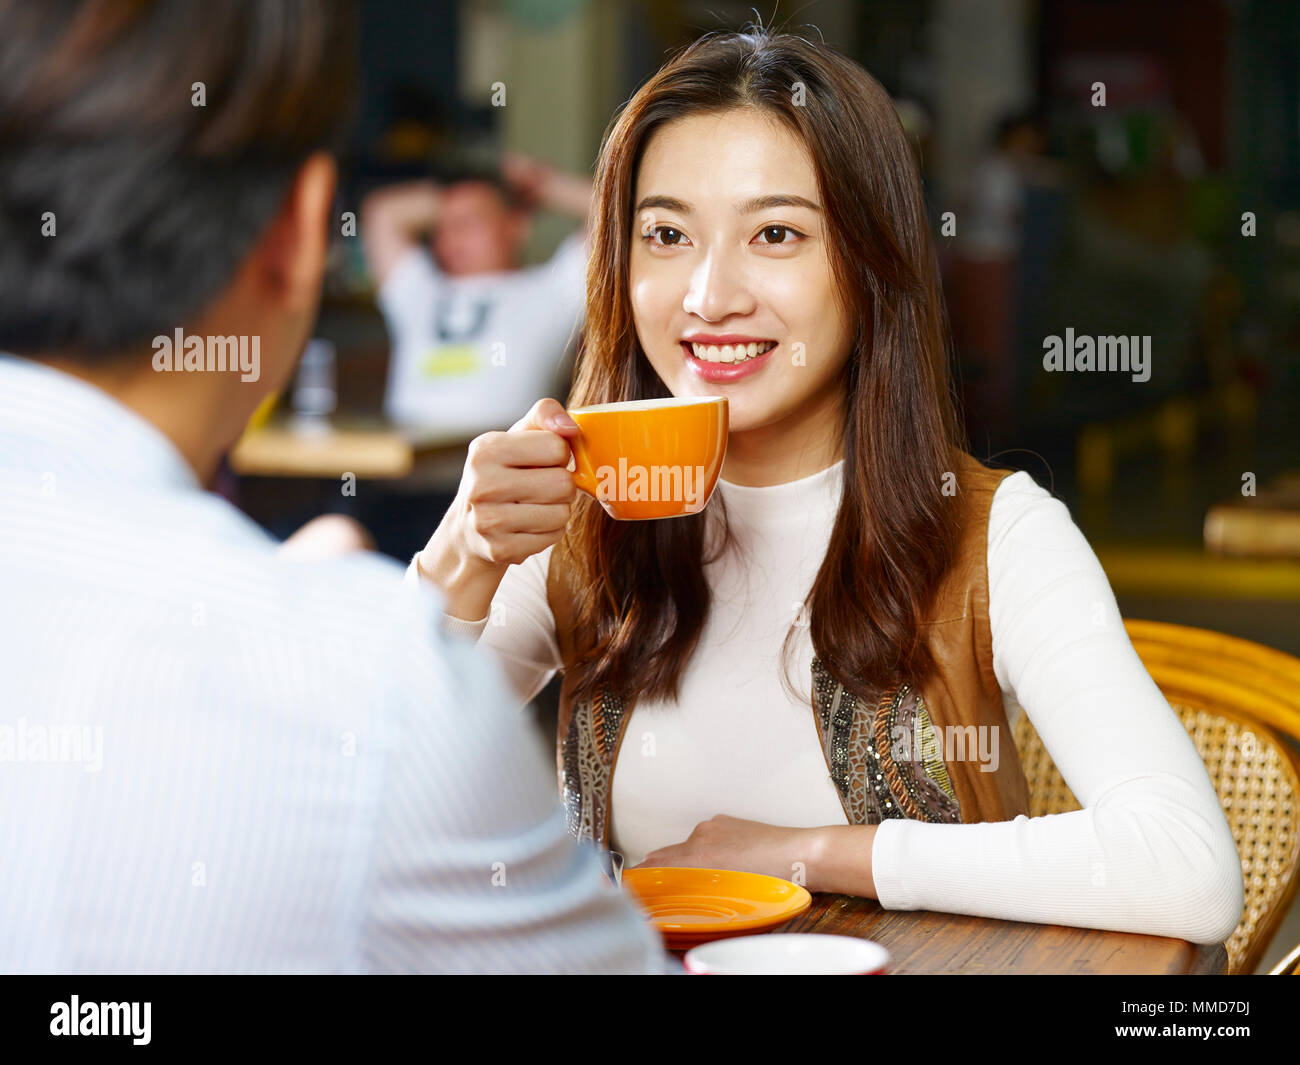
949;111;1051;442
0;0;663;974
362;155;593;436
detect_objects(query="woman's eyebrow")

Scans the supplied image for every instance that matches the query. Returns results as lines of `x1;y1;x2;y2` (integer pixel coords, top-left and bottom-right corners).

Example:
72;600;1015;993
634;195;691;214
633;193;823;216
736;194;822;213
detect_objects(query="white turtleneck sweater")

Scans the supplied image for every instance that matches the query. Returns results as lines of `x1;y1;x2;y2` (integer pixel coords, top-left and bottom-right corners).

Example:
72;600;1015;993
414;462;1243;945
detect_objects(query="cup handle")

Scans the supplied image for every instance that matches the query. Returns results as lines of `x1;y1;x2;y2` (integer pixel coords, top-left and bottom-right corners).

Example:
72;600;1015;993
568;419;600;499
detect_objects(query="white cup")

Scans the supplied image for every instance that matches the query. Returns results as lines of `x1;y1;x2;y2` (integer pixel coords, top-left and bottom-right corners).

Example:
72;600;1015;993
683;933;889;975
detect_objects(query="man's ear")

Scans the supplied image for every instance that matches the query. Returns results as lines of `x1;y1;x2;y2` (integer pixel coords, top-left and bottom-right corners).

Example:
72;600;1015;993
255;152;337;311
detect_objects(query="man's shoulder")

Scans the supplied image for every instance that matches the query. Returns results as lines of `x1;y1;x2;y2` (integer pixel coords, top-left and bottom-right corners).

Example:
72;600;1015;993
198;521;446;654
56;485;444;658
259;549;429;626
147;519;465;712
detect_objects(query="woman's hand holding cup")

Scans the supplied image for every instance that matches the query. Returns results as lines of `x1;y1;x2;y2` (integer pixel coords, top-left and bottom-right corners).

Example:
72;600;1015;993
416;398;579;622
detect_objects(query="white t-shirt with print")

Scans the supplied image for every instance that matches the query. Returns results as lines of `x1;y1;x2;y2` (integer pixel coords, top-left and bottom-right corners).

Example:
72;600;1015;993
378;232;586;436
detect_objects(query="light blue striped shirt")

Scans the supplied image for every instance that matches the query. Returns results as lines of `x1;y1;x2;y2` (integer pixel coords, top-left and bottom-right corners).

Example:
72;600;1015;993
0;354;666;973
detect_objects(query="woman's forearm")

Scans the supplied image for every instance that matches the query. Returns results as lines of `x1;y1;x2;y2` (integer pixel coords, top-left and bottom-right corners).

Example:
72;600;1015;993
866;780;1242;945
808;824;879;897
416;503;509;622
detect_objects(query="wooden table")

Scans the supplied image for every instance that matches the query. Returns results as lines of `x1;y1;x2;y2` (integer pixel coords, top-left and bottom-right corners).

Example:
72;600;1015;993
229;416;473;487
731;893;1227;974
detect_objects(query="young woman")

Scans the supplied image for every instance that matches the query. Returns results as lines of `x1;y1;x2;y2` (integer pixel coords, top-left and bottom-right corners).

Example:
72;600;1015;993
411;30;1242;944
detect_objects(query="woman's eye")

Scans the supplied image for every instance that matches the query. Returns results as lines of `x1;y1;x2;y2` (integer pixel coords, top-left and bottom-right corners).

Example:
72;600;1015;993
647;225;687;246
755;225;802;245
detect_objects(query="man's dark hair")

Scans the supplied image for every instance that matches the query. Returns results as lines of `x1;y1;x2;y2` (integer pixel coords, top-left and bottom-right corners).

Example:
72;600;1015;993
0;0;356;359
434;163;521;212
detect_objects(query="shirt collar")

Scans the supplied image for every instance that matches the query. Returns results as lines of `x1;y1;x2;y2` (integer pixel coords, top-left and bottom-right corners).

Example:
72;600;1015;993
0;353;200;491
716;458;845;525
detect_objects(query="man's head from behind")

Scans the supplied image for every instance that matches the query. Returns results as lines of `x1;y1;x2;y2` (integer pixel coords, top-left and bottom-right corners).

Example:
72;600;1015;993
0;0;355;467
433;176;527;277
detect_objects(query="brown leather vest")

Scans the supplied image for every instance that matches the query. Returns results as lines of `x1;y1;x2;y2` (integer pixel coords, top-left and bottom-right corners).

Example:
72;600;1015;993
546;451;1031;849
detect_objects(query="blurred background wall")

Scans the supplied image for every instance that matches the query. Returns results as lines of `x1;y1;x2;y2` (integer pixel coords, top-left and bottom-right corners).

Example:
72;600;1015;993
308;0;1297;547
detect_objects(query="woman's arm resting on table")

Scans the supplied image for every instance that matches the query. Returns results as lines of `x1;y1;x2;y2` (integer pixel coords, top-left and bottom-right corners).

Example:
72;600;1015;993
640;474;1243;944
634;815;880;897
866;473;1243;944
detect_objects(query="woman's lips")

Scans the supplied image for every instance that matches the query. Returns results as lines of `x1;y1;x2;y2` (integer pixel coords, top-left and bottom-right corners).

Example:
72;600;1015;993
681;340;777;382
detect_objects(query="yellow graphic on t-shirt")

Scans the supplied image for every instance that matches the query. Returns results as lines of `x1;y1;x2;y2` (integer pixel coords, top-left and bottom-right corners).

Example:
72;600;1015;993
419;344;479;378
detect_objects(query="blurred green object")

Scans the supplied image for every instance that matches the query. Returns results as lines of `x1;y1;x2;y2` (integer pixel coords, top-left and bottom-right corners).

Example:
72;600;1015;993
1126;111;1155;170
506;0;588;30
1188;176;1236;242
1071;107;1203;182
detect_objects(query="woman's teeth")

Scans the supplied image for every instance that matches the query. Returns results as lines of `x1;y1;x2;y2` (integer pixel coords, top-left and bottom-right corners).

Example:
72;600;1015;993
689;341;777;363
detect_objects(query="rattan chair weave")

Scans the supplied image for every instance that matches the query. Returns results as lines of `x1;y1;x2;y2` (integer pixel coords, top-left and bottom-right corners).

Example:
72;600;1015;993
1011;620;1300;975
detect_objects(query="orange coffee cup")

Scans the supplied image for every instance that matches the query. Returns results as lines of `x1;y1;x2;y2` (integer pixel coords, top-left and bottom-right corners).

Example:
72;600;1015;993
568;396;728;520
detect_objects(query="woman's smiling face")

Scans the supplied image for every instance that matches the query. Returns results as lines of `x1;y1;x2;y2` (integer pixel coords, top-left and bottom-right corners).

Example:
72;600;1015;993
628;107;854;474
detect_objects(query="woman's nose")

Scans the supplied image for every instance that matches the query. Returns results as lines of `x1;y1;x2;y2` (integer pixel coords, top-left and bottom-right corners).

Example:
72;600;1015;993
682;250;755;322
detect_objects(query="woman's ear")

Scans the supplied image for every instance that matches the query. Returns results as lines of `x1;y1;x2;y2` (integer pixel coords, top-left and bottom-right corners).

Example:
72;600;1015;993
255;151;338;312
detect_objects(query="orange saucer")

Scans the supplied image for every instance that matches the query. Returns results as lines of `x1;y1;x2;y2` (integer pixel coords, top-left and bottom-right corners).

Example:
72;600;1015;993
620;867;812;950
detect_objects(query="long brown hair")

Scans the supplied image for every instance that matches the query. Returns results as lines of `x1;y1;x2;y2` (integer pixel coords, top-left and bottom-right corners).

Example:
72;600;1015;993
561;28;964;707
